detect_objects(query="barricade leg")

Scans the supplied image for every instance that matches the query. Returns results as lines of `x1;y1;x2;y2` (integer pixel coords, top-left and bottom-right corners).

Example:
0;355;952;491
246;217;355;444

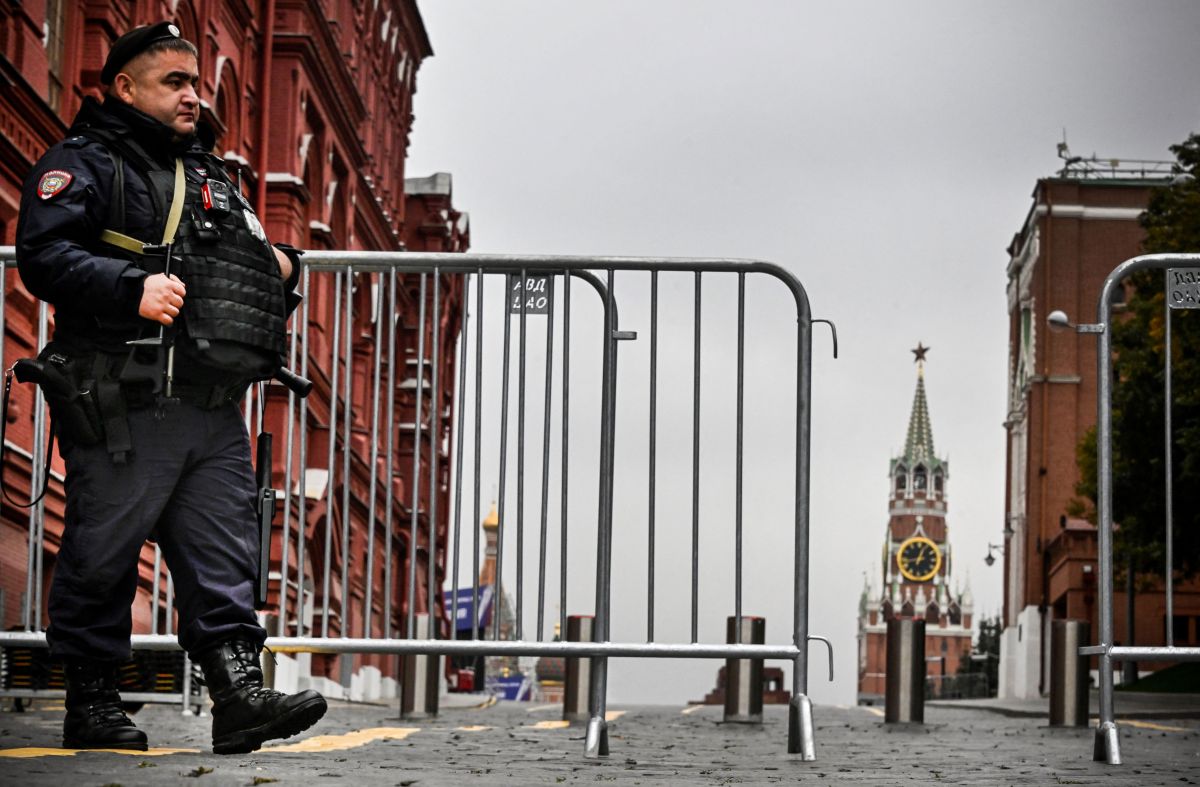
724;616;764;723
1049;620;1090;727
563;615;594;724
885;619;925;723
584;654;609;758
400;614;439;719
787;690;815;759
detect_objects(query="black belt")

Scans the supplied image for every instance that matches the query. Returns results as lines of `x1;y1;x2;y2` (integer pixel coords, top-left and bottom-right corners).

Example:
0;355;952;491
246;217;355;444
124;381;244;410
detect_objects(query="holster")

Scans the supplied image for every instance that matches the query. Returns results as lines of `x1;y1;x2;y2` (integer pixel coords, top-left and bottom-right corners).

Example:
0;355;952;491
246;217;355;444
13;346;103;448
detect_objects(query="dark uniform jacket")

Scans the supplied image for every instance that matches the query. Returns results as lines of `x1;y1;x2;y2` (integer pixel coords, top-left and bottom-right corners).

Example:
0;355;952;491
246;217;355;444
17;96;297;380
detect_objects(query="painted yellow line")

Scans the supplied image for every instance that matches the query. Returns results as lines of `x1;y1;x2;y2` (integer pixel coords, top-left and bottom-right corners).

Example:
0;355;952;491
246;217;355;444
526;703;559;713
1122;719;1193;733
605;710;625;721
0;747;198;759
473;695;498;710
681;704;707;715
264;726;419;753
529;720;570;730
861;707;885;717
455;725;493;732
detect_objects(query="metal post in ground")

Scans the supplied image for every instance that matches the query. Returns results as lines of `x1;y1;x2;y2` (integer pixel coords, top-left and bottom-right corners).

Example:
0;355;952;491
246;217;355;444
400;614;439;719
1049;619;1090;727
885;618;925;723
563;615;595;724
724;615;765;723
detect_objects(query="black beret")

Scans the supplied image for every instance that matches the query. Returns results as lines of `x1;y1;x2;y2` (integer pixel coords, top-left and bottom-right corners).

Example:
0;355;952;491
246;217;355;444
101;22;184;84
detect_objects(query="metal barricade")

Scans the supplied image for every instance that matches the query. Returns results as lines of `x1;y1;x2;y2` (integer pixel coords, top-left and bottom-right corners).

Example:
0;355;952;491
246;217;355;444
0;248;835;759
1074;254;1200;764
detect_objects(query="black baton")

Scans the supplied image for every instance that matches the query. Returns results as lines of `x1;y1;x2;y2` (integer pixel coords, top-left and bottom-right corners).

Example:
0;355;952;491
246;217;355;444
254;431;275;610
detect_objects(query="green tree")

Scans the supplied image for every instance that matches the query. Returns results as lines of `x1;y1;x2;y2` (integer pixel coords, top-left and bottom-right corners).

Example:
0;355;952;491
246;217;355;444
1072;133;1200;579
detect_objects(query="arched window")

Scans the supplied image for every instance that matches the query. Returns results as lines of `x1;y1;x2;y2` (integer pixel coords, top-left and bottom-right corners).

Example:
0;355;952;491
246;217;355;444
894;465;907;493
913;465;927;493
933;470;944;495
212;63;241;156
925;602;939;624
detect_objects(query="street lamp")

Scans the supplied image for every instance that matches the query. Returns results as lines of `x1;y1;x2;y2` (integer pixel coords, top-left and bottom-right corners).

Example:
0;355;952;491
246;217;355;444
984;543;1004;567
1047;309;1104;334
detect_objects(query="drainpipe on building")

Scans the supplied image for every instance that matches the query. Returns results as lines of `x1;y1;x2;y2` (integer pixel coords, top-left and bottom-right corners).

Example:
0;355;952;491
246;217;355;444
1037;182;1054;698
256;0;277;220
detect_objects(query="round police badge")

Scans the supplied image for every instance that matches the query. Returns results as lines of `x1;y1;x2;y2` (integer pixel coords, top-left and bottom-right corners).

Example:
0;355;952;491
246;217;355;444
37;170;73;200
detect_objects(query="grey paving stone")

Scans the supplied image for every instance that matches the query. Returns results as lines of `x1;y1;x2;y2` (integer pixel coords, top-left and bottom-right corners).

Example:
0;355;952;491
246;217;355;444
1;699;1197;786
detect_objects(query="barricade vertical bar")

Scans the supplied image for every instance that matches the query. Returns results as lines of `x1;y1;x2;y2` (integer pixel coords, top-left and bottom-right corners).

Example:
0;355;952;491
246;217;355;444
295;265;312;637
735;272;745;643
691;272;702;643
471;268;484;641
165;573;175;636
321;270;343;638
279;272;301;637
536;273;555;642
408;274;428;640
647;270;657;642
1094;273;1120;764
516;270;527;641
788;285;815;758
1164;276;1174;647
449;272;471;641
559;270;571;640
428;269;441;640
586;267;618;757
382;269;397;639
25;302;48;630
151;545;162;634
494;274;512;643
340;268;355;637
364;274;385;637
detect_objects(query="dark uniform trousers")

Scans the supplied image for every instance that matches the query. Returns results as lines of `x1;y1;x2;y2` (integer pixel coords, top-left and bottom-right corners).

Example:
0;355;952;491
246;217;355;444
48;399;267;661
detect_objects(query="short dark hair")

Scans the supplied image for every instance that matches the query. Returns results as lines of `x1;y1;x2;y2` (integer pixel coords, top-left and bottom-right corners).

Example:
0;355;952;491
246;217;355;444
141;36;199;62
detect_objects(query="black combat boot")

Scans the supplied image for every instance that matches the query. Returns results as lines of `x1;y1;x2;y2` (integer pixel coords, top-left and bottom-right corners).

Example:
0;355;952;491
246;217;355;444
196;638;327;754
62;659;148;751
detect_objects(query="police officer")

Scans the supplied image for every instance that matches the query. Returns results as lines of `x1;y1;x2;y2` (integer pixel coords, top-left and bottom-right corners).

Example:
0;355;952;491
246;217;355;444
15;22;325;753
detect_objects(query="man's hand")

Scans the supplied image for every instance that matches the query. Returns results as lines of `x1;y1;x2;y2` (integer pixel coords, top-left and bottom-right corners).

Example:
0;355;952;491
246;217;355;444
139;273;186;325
274;246;293;280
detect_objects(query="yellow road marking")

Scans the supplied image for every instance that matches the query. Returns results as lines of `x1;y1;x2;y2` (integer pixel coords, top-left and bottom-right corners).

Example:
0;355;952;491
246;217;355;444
681;704;706;715
473;695;498;710
264;726;419;753
526;703;559;713
0;747;197;759
1122;719;1193;733
605;710;625;721
456;725;493;732
861;706;884;717
529;720;570;730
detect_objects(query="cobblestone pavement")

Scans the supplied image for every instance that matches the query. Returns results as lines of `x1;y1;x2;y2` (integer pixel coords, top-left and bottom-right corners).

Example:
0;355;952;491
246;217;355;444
1;697;1198;786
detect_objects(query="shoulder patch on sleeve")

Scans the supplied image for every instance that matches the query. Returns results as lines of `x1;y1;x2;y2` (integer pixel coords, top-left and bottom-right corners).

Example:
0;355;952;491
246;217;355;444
37;170;74;200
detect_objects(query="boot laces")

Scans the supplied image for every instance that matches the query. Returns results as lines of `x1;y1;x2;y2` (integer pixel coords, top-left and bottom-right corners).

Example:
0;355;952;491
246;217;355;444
86;694;134;728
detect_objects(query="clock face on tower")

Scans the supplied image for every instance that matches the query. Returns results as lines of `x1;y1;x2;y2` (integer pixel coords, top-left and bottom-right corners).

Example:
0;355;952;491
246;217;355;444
897;536;941;582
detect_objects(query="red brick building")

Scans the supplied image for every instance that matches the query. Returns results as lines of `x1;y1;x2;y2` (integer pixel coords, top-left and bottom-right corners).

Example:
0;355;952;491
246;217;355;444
857;355;974;703
999;153;1199;699
0;0;469;700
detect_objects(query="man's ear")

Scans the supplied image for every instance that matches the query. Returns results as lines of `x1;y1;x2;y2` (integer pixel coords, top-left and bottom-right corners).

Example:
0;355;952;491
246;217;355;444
110;72;136;105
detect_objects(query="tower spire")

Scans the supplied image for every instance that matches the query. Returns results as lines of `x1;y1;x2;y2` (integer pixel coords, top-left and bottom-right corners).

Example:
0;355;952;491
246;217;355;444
904;343;935;463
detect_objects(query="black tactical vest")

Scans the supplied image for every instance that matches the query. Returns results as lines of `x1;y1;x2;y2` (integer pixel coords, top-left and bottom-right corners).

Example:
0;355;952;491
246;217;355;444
84;128;287;383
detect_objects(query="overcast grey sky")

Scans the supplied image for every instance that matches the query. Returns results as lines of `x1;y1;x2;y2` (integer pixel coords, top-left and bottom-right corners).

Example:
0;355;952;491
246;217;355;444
405;1;1200;706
